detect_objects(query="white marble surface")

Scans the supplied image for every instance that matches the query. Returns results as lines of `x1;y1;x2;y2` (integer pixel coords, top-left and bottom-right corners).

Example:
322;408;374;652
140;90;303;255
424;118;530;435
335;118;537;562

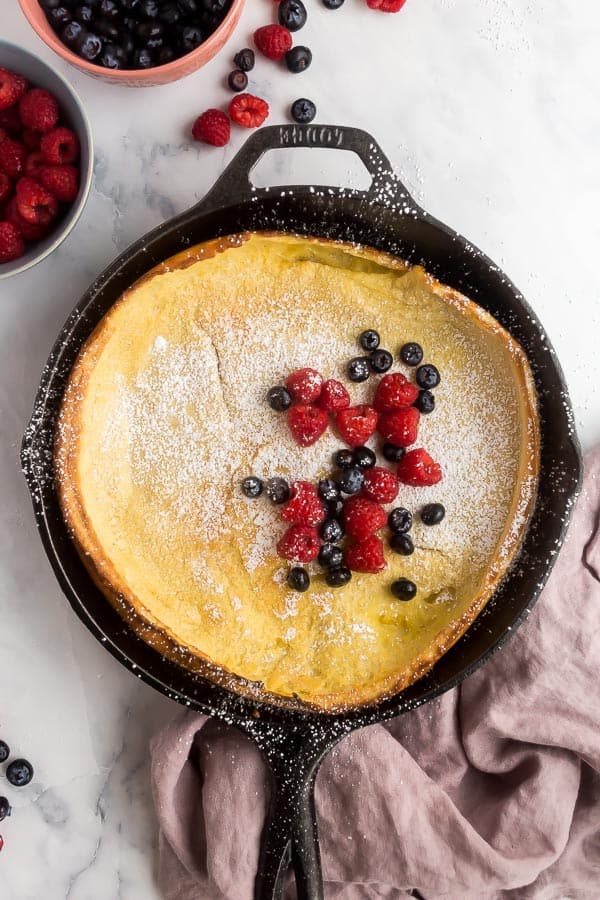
1;1;599;897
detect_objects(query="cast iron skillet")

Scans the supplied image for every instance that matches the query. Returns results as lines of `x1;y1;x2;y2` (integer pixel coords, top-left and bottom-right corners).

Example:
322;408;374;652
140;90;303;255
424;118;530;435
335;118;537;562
22;125;581;900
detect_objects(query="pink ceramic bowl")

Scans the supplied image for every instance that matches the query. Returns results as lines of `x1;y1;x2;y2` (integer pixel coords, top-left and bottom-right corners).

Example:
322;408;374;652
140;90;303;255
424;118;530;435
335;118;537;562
18;0;246;87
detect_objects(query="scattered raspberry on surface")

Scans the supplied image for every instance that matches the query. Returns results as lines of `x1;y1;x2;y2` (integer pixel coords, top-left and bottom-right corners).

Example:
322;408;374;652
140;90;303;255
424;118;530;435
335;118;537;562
0;220;25;262
40;127;80;165
254;24;293;61
397;448;443;487
15;177;58;226
377;406;420;447
19;88;59;133
229;93;269;128
373;372;419;411
345;535;387;574
285;367;323;403
335;405;378;447
287;404;328;446
281;481;326;526
366;0;408;11
0;138;26;178
39;164;79;202
316;379;350;412
361;466;400;504
0;68;21;112
276;524;321;563
343;496;387;541
192;109;230;146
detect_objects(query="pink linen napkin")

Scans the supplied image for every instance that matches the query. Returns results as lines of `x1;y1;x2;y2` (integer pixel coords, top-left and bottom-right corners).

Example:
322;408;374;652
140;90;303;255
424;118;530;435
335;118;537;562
150;451;600;900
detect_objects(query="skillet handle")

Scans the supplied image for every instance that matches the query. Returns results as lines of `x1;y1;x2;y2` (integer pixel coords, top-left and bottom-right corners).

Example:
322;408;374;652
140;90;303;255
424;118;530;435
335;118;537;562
197;124;416;211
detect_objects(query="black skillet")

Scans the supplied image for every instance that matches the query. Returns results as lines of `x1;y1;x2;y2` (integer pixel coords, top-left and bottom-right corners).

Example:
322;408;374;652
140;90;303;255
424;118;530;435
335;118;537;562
21;124;582;900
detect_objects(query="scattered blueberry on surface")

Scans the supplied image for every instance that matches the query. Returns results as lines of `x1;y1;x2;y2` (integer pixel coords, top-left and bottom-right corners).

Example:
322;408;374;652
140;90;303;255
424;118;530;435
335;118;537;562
291;97;316;124
388;507;412;534
369;349;393;373
382;442;405;463
322;0;345;8
390;578;417;601
320;518;344;543
267;385;293;412
347;356;370;383
0;741;9;763
390;533;415;555
241;476;263;498
278;0;307;32
400;342;423;366
318;478;340;502
6;759;34;788
285;46;312;73
414;389;435;414
288;567;310;592
318;543;344;569
228;69;248;92
359;329;380;351
421;502;445;526
266;477;290;505
416;363;440;389
326;498;344;519
353;446;376;469
234;48;255;71
326;566;352;587
333;448;354;470
0;797;11;823
338;466;365;495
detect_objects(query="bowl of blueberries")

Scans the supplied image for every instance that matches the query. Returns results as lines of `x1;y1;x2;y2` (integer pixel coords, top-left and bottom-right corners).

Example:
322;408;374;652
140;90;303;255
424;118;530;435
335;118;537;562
18;0;246;86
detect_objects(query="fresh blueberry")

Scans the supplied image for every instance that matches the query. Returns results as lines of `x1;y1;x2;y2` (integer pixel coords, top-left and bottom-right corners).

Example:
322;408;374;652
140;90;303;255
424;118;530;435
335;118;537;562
6;759;34;788
322;0;344;7
99;0;119;17
390;578;417;601
420;503;445;526
266;477;290;505
291;97;316;124
338;466;364;495
369;349;393;373
241;476;263;498
414;390;435;414
318;478;340;502
61;20;84;46
121;0;141;8
136;21;164;41
267;385;293;412
390;533;414;555
75;4;93;24
382;442;405;463
76;32;103;61
360;329;380;351
326;498;344;519
179;25;203;52
159;2;181;24
40;0;63;9
288;567;310;592
285;46;312;73
48;6;72;26
278;0;307;31
347;356;370;383
139;0;159;16
388;507;412;534
416;364;440;389
326;566;352;587
96;19;120;41
0;796;11;822
178;0;198;12
228;69;248;91
400;342;423;366
318;543;344;569
320;518;344;543
333;448;354;470
0;741;9;763
132;47;154;67
234;48;255;71
157;45;176;64
353;446;376;469
100;43;127;67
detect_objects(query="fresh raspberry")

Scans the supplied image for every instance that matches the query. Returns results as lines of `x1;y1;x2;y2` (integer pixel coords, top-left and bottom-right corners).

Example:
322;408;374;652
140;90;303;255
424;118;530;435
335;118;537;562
5;196;49;241
192;109;230;147
276;524;320;563
397;448;443;487
361;466;400;504
281;481;326;526
0;138;26;178
24;151;46;179
345;535;387;574
0;105;21;133
254;24;293;61
316;379;350;412
0;127;6;144
19;88;59;133
0;172;10;203
229;93;269;128
285;367;323;403
11;72;28;101
15;177;59;226
0;221;25;263
342;496;387;541
287;404;328;446
0;68;21;112
40;127;79;164
377;406;420;447
335;405;378;447
366;0;408;10
39;165;79;202
22;129;40;150
373;373;419;411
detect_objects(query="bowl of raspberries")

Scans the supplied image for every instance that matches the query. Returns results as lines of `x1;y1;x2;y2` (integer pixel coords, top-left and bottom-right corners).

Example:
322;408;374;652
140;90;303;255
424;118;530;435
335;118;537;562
18;0;246;87
0;41;93;278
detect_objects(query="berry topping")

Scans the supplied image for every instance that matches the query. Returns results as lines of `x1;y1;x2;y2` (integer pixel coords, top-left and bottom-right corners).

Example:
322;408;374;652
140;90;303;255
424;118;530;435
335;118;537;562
266;477;291;505
400;342;423;366
338;466;365;495
347;356;370;382
318;542;344;569
359;329;380;351
361;466;399;504
254;24;293;61
353;446;376;469
192;109;231;146
416;364;441;389
389;533;414;555
281;481;326;526
0;797;10;822
0;741;9;763
377;407;420;447
287;404;328;446
229;93;269;128
40;126;80;164
367;0;408;11
333;448;354;469
287;566;310;591
414;389;435;414
39;164;79;202
279;0;308;31
285;367;323;403
316;378;350;412
382;442;405;463
345;534;387;573
234;48;255;71
390;578;417;601
343;496;387;540
318;478;340;502
373;372;419;411
277;524;320;562
285;46;312;73
369;349;393;373
335;404;378;447
0;138;26;178
267;385;293;412
291;97;316;123
322;0;345;7
388;506;412;533
326;566;352;587
0;68;21;112
320;517;344;543
15;177;58;226
6;758;34;787
241;475;263;498
20;89;59;133
228;69;249;92
397;448;443;487
421;502;445;526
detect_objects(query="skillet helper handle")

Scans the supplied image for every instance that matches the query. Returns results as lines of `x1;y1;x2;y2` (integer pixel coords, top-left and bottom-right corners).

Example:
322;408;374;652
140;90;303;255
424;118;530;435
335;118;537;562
197;123;415;210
